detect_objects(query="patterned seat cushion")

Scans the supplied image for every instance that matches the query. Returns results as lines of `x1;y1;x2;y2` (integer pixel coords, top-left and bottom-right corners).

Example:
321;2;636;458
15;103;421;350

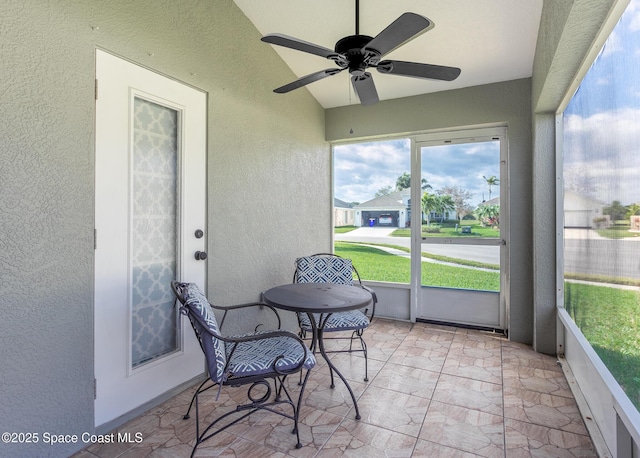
299;310;370;332
226;331;316;378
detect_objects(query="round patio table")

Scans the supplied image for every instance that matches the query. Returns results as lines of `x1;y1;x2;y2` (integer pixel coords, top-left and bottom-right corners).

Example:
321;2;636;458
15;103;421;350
262;282;373;420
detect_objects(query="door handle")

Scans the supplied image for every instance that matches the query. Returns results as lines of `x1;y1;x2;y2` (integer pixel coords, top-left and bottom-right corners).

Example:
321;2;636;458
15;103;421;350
194;251;207;261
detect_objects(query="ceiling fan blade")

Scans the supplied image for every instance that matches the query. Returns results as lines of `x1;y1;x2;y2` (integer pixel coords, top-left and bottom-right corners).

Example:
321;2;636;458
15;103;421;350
364;13;434;58
352;73;379;106
274;68;343;93
377;60;461;81
262;33;338;59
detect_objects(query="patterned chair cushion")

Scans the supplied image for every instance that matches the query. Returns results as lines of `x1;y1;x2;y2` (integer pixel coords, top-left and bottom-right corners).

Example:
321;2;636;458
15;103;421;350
226;331;316;378
299;310;370;332
183;283;227;383
295;256;354;285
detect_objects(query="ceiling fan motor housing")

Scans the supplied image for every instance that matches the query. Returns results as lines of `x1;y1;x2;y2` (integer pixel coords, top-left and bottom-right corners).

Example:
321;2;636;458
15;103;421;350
334;35;380;76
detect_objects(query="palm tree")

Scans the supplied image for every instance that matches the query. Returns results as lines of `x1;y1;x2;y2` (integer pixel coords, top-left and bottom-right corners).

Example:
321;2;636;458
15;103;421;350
422;192;455;224
434;194;455;222
483;175;500;201
421;192;438;225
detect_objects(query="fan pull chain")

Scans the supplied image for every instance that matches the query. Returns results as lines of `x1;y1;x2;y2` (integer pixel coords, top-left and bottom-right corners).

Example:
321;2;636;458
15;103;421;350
349;77;354;134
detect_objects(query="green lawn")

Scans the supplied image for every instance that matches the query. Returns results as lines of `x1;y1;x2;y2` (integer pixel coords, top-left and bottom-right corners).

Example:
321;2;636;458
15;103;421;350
596;224;640;239
565;282;640;410
392;222;500;238
335;239;640;409
334;225;358;234
335;242;499;291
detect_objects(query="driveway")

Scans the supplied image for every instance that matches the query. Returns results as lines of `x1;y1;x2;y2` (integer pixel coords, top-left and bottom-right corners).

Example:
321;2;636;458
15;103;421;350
341;227;397;237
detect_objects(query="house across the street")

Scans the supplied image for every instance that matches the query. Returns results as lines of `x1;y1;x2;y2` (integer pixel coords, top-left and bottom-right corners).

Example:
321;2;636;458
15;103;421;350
354;190;410;227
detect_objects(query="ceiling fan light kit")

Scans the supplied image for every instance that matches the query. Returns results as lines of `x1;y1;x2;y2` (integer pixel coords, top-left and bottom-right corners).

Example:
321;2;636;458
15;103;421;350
261;2;461;106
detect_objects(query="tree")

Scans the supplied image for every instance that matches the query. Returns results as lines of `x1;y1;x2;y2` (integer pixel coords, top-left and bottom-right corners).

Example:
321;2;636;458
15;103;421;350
439;185;473;221
434;194;455;222
625;203;640;220
375;185;393;197
603;200;627;222
395;172;431;191
421;192;438;225
422;192;455;224
483;175;500;201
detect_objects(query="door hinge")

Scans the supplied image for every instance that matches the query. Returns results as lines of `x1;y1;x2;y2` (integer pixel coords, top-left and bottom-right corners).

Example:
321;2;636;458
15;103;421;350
95;79;98;100
94;229;97;250
94;378;97;400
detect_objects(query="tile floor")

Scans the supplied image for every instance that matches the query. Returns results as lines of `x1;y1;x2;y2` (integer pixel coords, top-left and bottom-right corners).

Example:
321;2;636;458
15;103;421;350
74;319;598;457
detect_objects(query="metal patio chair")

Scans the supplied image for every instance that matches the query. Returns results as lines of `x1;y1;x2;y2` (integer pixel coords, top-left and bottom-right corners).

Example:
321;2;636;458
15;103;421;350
293;253;377;382
171;281;316;456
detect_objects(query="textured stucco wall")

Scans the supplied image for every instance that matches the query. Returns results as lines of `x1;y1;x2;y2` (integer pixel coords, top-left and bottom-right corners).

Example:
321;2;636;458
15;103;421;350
0;1;327;456
325;79;534;345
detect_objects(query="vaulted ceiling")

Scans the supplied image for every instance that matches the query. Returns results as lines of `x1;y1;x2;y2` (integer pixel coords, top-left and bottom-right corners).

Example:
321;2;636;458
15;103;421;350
234;0;543;108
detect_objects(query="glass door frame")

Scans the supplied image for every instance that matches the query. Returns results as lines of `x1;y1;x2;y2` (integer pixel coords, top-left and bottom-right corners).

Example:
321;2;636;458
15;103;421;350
409;126;508;330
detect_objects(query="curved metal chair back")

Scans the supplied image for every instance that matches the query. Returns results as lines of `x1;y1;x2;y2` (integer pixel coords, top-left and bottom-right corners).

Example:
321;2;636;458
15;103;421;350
171;281;315;455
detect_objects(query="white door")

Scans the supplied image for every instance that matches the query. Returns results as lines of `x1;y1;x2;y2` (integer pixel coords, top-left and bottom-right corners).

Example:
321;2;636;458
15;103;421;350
94;50;207;427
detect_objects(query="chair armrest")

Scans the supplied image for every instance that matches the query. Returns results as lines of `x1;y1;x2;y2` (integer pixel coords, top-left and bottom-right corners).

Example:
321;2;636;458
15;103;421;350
211;301;282;331
358;285;377;320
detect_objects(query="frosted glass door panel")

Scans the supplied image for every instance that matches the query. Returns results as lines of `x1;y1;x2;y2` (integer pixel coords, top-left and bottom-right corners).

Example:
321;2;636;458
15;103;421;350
131;98;178;368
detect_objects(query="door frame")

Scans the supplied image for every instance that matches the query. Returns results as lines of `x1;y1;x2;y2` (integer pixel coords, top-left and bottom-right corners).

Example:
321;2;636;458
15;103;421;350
410;126;508;330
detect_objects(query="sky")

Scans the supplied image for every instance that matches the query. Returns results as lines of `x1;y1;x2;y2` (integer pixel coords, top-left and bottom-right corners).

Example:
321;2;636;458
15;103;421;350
334;138;500;207
563;0;640;206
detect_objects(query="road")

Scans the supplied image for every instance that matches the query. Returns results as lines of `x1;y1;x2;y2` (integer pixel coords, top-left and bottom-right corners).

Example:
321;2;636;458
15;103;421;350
335;227;500;265
336;227;640;279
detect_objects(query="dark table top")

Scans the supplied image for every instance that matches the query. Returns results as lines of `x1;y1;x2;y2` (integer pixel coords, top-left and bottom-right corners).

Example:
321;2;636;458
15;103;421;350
262;283;373;314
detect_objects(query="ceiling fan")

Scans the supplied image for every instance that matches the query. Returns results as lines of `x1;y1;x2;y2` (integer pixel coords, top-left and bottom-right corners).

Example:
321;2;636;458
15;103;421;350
261;0;461;106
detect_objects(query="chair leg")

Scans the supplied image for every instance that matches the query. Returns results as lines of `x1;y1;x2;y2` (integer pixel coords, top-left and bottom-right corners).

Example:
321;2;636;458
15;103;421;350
187;377;308;455
293;368;313;448
298;328;313;387
184;379;214;419
360;333;368;382
349;329;368;382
